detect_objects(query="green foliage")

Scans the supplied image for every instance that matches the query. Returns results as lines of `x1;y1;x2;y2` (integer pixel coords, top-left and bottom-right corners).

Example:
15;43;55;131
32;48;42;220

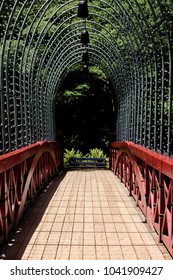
87;148;109;168
86;148;107;159
63;148;83;168
89;66;107;80
63;147;109;169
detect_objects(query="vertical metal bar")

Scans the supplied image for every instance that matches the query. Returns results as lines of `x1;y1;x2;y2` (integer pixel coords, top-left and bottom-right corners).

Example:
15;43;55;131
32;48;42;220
144;60;148;147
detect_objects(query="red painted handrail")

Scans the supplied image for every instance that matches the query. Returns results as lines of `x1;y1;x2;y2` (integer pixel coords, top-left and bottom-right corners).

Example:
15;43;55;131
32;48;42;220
0;141;63;245
110;141;173;257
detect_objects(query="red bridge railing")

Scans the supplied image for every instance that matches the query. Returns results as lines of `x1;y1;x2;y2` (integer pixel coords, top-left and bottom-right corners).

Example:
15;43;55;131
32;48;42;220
110;141;173;257
0;141;63;245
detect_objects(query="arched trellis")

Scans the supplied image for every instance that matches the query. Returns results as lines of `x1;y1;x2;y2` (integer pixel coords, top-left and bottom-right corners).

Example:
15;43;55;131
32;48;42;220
0;0;172;156
0;0;173;255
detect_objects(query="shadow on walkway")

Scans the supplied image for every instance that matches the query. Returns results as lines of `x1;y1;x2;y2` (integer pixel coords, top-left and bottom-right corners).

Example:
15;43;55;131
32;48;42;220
0;171;67;260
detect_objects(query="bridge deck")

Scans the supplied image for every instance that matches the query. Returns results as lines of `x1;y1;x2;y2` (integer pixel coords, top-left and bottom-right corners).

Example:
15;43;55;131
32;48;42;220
0;170;171;260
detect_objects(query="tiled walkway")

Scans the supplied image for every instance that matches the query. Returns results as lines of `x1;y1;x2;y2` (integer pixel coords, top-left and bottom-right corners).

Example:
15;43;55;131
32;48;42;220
0;170;172;260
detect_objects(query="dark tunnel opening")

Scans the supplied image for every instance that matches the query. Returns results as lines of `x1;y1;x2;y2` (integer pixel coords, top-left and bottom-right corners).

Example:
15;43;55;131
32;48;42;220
55;65;117;155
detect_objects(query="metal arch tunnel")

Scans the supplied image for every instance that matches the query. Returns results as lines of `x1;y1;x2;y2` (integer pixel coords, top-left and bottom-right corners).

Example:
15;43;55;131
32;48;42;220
0;0;173;256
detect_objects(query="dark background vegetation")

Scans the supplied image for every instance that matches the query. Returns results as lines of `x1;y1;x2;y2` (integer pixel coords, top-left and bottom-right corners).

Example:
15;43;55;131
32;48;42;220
55;65;117;155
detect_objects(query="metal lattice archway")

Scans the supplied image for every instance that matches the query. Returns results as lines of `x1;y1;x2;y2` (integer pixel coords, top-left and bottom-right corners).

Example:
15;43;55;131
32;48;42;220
0;0;173;155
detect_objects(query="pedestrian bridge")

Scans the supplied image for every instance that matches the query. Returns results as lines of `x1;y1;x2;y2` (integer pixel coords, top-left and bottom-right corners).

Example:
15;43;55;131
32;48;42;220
0;1;173;259
0;169;171;260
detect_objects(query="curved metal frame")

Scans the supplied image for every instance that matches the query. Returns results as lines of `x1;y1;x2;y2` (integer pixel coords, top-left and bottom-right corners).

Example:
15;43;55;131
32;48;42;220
0;0;172;156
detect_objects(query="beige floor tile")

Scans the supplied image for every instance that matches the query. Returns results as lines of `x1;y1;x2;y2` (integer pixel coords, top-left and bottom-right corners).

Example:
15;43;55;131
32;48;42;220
76;207;84;214
124;201;136;207
147;247;166;260
96;246;110;260
84;223;94;232
103;214;113;223
35;232;50;244
28;244;45;259
84;215;93;222
51;222;63;231
121;214;133;223
73;223;84;232
68;201;76;208
55;215;65;222
47;232;61;244
94;223;105;232
93;214;103;223
70;245;83;260
74;214;84;223
109;207;120;214
57;207;67;215
121;246;137;259
119;208;129;214
101;208;111;214
84;207;93;214
42;245;57;259
134;222;149;232
40;223;53;232
127;207;139;214
131;215;144;223
66;207;76;214
50;201;61;207
62;222;73;232
83;246;96;259
114;223;127;232
92;201;101;207
140;233;157;245
64;214;75;223
105;223;116;232
76;201;84;208
85;202;93;208
109;245;123;259
100;202;109;208
59;232;72;245
84;232;95;245
71;232;84;245
116;202;126;208
112;215;124;223
118;233;132;245
129;232;145;245
134;245;151;259
56;245;70;260
48;207;60;214
125;223;138;232
106;232;119;245
93;208;102;214
95;232;107;245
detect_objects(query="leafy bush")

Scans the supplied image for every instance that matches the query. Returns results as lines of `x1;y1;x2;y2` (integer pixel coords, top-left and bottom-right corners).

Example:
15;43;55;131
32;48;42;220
86;148;109;168
63;148;83;168
86;148;107;159
64;147;109;169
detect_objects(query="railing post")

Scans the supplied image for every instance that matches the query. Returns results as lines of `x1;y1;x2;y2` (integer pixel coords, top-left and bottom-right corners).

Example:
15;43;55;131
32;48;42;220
159;182;165;243
129;161;132;196
1;172;8;242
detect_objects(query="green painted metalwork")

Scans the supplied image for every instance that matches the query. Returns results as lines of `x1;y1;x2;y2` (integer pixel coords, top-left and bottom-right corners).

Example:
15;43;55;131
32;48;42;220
0;0;172;156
